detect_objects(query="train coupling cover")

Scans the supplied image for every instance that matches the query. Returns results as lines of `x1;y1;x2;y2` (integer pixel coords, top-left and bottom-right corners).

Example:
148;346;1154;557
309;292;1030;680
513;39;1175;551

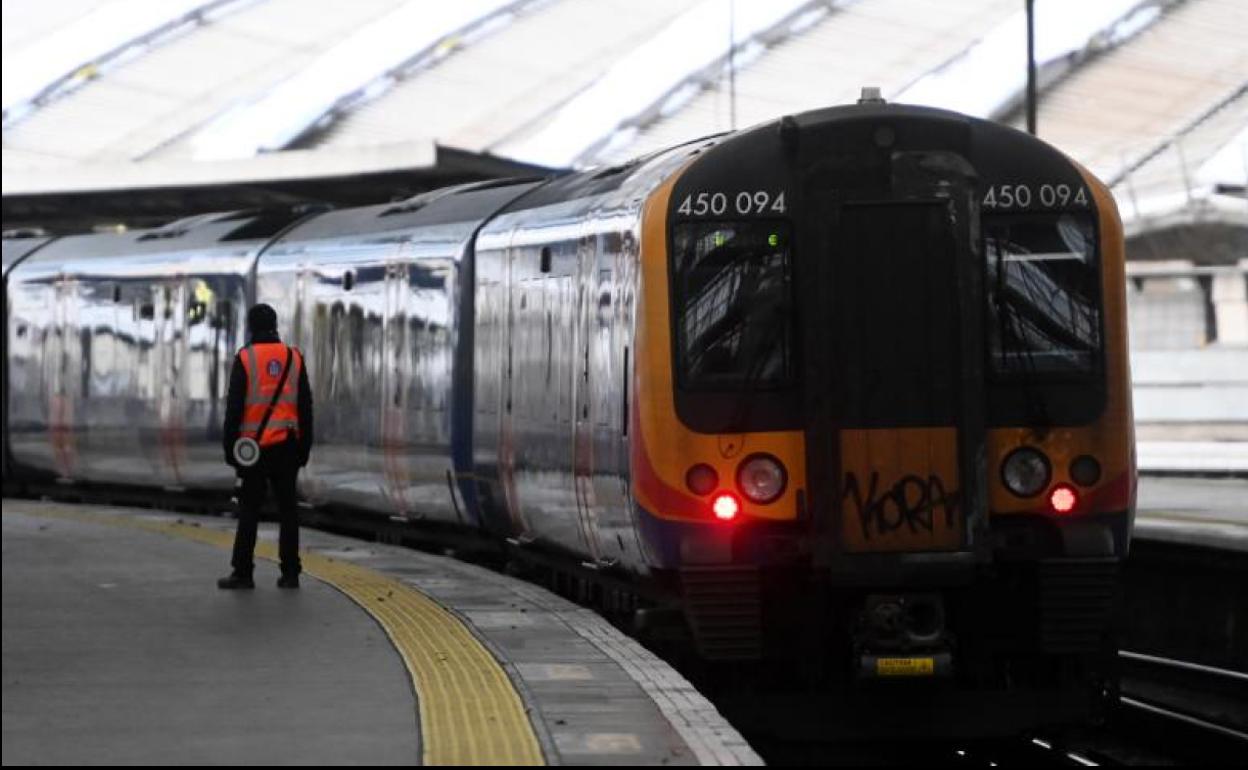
854;592;954;680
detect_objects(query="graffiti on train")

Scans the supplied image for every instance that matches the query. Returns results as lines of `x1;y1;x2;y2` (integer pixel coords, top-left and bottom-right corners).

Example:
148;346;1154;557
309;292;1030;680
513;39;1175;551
841;471;960;540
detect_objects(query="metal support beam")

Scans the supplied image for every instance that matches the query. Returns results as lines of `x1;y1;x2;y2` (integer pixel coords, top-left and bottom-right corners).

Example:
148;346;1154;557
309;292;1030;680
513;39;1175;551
1026;0;1037;135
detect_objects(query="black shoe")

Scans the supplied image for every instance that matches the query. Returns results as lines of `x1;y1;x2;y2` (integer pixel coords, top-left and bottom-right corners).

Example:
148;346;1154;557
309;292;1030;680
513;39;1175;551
277;575;300;589
218;573;255;590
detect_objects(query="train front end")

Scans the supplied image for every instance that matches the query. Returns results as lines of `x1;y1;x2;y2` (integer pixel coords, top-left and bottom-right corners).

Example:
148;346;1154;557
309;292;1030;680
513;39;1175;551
631;101;1134;731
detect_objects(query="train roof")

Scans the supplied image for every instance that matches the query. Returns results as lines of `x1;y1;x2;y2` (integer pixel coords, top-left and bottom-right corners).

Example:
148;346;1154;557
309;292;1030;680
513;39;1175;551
682;101;1093;198
2;235;52;278
278;178;544;242
7;208;318;279
736;100;1079;159
497;138;720;215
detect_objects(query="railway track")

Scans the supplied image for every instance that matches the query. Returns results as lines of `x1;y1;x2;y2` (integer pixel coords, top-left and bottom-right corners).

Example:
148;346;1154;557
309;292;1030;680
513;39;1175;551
739;651;1248;765
1112;650;1248;759
1024;651;1248;766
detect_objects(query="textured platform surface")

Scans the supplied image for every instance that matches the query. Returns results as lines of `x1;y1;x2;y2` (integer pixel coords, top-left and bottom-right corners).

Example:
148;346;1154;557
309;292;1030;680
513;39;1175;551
1;500;761;766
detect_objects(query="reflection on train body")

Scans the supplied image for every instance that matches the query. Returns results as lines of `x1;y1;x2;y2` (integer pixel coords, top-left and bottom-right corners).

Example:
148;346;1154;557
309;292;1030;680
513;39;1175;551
5;214;266;491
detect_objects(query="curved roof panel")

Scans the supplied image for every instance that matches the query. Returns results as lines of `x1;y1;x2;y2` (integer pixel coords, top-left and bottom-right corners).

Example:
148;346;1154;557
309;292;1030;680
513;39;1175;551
492;0;814;168
2;1;111;58
186;0;524;160
1;0;417;166
2;0;240;124
1016;0;1247;222
591;0;1018;167
315;0;705;155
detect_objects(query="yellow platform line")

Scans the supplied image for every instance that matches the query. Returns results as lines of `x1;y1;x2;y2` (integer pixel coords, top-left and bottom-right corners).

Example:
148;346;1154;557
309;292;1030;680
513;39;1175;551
11;503;545;766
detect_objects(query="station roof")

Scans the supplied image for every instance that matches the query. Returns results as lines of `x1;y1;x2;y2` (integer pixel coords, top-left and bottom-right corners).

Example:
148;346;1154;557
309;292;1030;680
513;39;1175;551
312;0;706;155
1;144;548;232
586;0;1021;167
1007;0;1247;232
2;0;424;167
3;0;1244;237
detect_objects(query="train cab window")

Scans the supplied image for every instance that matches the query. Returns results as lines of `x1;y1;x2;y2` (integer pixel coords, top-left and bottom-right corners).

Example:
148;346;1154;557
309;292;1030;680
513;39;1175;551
984;212;1101;377
671;221;794;389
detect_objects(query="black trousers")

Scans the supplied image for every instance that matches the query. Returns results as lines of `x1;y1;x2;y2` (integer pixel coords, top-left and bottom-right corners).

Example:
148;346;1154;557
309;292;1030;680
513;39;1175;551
230;442;301;578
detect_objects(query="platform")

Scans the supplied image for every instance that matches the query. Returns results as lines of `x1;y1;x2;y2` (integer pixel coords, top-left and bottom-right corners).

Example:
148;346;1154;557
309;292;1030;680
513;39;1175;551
1135;476;1248;553
1137;441;1248;475
1;500;761;766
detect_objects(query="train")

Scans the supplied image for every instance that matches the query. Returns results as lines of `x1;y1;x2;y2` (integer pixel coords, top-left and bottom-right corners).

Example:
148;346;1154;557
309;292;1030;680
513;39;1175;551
4;95;1135;734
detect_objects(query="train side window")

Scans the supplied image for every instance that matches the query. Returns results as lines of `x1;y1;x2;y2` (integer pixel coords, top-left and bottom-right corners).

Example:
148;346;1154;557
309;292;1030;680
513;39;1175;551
540;246;552;274
187;280;212;325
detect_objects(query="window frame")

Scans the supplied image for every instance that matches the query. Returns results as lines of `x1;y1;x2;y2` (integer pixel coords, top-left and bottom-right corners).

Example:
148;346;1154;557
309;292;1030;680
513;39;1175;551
981;210;1107;385
668;219;798;393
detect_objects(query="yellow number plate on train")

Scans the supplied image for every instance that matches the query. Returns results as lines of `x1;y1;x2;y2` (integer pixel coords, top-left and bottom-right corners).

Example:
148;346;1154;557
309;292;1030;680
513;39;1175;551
876;657;935;676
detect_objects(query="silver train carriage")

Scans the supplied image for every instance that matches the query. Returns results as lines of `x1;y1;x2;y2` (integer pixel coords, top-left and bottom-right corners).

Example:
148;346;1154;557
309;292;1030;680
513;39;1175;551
3;143;701;584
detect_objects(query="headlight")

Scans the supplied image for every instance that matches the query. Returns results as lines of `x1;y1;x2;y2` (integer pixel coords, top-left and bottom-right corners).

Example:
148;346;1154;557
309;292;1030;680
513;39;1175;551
736;454;786;504
1070;455;1102;486
685;464;718;496
1001;447;1051;497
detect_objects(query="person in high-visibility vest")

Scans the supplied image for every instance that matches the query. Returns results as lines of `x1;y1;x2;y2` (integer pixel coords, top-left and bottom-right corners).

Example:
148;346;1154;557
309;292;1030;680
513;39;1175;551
218;303;314;590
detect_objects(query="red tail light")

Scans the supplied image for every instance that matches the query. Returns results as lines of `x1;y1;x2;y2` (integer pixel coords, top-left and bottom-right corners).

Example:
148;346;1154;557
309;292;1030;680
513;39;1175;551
712;493;740;521
1050;484;1078;514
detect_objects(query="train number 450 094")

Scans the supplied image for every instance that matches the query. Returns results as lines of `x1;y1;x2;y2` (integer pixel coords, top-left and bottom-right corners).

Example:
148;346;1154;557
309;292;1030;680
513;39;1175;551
982;183;1089;210
677;190;787;217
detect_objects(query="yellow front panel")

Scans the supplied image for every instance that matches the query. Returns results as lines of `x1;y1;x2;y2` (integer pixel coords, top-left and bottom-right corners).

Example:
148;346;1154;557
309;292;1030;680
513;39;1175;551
840;428;963;552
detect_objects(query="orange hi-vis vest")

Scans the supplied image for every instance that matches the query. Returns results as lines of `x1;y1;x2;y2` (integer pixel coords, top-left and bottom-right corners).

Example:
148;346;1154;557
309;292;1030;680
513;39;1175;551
239;343;303;447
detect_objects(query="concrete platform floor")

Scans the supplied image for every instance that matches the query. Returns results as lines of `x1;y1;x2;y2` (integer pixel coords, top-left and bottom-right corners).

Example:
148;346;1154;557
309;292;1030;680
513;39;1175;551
1136;476;1248;551
2;504;419;765
2;500;760;766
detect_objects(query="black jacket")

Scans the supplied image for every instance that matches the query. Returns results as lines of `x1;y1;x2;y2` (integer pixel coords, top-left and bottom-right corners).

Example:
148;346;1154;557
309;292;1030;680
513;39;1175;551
222;329;314;467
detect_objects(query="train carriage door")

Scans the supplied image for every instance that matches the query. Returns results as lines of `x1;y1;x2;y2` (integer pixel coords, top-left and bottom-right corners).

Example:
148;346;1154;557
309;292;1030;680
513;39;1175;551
573;229;605;564
48;275;79;480
822;201;985;555
154;280;187;488
133;286;159;477
292;262;330;503
381;256;412;516
586;229;635;567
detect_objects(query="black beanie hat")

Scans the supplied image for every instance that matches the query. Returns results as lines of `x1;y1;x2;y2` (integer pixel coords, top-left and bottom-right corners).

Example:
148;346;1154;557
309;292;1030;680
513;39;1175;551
247;303;278;335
